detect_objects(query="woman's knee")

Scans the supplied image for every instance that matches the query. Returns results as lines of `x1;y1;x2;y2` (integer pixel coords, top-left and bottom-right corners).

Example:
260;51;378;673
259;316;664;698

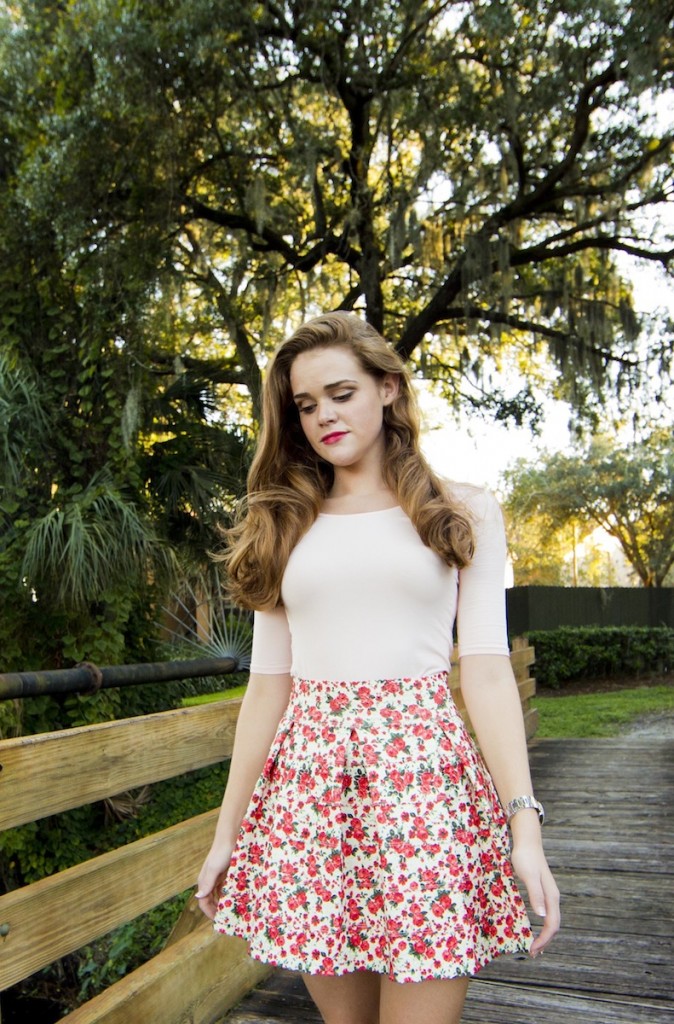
301;970;380;1024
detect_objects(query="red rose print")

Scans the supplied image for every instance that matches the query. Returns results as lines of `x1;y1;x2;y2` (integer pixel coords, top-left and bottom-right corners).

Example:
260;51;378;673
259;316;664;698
214;673;533;983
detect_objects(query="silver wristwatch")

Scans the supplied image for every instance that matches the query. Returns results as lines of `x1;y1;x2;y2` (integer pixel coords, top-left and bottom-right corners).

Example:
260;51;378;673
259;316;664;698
505;795;545;825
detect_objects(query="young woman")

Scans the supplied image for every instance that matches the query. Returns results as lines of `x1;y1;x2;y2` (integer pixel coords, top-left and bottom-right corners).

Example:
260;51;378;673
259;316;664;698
196;312;560;1024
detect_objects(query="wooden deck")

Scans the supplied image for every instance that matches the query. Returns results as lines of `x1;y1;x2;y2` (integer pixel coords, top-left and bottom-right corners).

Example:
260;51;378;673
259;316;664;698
219;735;674;1023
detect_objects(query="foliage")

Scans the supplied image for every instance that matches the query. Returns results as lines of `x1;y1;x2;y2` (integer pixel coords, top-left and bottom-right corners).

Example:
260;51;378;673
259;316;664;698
0;0;672;694
502;430;674;586
159;569;253;670
534;684;674;738
2;0;673;432
503;507;582;585
21;472;172;609
0;69;251;698
528;626;674;687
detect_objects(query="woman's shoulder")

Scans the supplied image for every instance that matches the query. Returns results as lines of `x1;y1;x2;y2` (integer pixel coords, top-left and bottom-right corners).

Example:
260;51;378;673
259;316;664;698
438;478;501;518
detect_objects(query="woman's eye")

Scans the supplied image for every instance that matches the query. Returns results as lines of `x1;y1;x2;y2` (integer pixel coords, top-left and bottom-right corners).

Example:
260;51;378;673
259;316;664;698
298;404;316;415
334;391;354;403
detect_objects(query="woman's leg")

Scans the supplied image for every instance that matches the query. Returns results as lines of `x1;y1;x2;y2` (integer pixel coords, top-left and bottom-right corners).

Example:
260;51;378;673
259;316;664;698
380;976;469;1024
302;971;381;1024
302;971;470;1024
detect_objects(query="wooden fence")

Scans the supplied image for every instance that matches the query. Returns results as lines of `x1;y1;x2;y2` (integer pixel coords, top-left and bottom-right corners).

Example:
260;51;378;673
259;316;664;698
0;639;536;1023
506;584;674;633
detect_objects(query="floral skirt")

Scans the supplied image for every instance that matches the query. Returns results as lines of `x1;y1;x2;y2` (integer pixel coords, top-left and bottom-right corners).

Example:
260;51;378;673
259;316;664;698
214;672;532;983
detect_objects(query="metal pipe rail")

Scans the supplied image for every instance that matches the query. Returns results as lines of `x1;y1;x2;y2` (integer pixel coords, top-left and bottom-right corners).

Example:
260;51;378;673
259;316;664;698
0;656;238;701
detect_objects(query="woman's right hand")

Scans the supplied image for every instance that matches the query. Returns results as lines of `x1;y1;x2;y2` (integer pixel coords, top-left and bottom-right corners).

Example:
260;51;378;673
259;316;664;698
194;845;234;920
193;674;292;921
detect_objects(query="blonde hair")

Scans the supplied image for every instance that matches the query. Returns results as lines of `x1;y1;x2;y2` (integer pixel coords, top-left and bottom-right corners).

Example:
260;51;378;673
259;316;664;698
224;312;474;609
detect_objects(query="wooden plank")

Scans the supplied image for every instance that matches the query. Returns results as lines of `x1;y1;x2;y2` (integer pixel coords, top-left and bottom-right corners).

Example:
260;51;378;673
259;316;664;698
62;925;272;1024
0;700;240;830
483;933;672;1000
463;981;674;1024
530;761;673;780
532;929;672;964
541;837;673;873
523;705;539;740
509;644;535;673
165;892;209;947
0;808;217;991
517;676;536;700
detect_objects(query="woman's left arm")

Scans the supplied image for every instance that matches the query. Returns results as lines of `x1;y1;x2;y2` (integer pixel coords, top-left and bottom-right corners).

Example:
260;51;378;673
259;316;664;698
460;653;561;956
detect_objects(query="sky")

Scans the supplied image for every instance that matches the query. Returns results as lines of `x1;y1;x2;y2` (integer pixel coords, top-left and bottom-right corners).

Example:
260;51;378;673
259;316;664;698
419;386;571;493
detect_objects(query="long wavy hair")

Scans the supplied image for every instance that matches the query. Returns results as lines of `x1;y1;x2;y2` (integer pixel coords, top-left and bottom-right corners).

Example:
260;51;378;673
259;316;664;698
223;312;474;609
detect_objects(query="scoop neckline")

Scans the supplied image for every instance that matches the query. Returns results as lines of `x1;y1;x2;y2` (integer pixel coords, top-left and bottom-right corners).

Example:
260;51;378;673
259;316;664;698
318;505;402;518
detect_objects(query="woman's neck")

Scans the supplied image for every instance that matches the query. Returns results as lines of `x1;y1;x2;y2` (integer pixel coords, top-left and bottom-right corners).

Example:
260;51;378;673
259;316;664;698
323;482;397;515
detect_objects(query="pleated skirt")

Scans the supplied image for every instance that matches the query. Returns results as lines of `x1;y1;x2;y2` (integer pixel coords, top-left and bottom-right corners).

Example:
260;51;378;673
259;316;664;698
214;672;532;983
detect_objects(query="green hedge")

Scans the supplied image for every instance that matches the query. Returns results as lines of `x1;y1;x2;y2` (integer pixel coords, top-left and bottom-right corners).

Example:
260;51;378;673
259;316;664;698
526;626;674;688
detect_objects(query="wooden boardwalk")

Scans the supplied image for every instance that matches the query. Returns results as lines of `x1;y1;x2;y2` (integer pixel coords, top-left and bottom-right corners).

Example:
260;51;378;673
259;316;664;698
220;735;674;1023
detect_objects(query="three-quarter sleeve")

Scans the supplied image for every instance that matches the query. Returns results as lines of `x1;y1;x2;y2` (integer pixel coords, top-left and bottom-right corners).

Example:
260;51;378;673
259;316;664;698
456;488;510;658
249;605;293;674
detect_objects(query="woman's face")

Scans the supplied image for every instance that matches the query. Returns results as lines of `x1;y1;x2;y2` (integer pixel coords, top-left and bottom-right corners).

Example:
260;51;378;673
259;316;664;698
289;346;398;475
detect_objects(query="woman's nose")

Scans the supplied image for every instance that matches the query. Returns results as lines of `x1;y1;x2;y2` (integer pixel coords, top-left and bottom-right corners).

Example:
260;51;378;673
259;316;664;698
317;401;337;425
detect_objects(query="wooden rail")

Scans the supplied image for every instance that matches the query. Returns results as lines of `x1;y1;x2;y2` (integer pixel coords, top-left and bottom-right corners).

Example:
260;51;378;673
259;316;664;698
0;642;537;1023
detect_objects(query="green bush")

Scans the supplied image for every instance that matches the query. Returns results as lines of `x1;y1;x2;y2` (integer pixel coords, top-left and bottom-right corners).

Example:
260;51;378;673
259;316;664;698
527;626;674;688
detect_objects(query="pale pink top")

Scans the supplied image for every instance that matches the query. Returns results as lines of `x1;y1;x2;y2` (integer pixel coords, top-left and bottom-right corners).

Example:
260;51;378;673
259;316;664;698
249;484;509;681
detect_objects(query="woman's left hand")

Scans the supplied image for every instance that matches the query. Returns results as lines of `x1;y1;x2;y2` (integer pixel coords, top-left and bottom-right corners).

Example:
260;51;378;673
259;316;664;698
510;828;561;957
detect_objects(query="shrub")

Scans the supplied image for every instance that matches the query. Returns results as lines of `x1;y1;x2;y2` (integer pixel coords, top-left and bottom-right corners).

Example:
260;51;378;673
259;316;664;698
527;626;674;688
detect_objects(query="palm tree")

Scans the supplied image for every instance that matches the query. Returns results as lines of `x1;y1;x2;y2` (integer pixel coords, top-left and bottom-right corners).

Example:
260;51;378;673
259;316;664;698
21;469;173;608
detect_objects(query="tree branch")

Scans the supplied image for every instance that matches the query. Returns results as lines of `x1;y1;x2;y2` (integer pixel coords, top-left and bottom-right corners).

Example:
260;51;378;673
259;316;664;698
179;230;264;418
145;349;248;387
500;63;620;219
552;135;674;203
433;305;641;370
511;234;674;268
185;197;361;272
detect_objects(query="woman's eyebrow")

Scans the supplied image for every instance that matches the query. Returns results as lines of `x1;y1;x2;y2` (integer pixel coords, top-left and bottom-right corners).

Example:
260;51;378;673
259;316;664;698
292;379;358;401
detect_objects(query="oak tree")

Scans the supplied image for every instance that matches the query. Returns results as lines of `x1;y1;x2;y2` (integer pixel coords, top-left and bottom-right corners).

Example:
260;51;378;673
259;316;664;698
502;430;674;587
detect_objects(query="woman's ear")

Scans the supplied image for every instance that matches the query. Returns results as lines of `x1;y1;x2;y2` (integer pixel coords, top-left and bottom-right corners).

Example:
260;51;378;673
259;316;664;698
381;373;401;405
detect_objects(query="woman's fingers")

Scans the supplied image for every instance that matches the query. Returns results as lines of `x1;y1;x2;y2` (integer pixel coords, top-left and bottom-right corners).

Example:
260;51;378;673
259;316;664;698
526;867;561;957
195;851;232;919
194;875;223;920
512;844;561;957
195;888;219;920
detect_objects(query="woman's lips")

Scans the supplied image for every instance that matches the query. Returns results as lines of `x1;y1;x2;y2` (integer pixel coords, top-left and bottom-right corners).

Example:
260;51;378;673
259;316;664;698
321;431;348;445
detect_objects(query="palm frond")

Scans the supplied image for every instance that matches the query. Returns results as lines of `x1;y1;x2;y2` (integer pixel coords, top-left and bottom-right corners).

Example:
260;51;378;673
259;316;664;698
0;354;51;488
160;570;251;670
21;472;175;607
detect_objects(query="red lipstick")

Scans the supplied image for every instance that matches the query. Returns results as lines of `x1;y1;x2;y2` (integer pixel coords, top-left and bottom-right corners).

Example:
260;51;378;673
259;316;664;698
321;431;348;445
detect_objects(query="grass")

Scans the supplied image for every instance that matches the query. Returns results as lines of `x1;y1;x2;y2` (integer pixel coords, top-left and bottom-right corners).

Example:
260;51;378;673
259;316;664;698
533;684;674;738
182;685;246;705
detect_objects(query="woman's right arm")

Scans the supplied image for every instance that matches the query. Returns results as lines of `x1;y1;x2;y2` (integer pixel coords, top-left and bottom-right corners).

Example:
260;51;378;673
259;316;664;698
195;671;292;919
